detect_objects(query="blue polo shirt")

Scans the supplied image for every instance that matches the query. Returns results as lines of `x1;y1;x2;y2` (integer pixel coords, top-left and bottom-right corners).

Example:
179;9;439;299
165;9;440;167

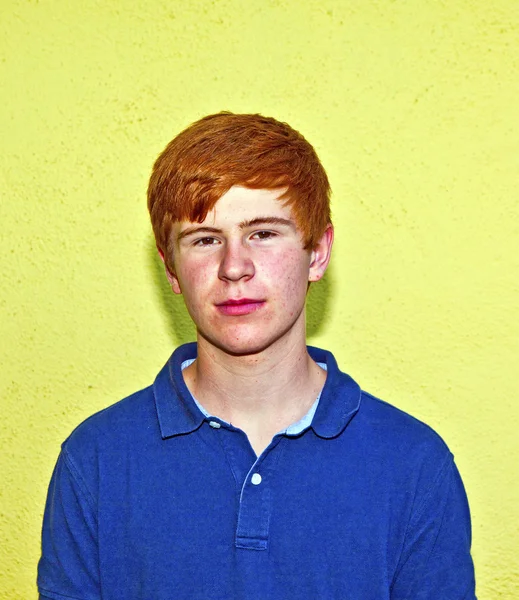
38;344;476;599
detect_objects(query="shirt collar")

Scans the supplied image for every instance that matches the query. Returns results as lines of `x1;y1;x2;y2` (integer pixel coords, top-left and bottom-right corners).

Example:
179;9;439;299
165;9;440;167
306;345;361;438
153;343;205;439
153;343;361;440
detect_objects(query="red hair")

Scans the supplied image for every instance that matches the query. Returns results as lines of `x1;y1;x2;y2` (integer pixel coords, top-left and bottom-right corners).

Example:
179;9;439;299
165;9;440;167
147;112;331;262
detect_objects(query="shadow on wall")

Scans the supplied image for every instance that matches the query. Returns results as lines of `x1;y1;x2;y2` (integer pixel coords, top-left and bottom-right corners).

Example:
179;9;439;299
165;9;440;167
306;268;332;340
148;237;196;345
147;236;332;347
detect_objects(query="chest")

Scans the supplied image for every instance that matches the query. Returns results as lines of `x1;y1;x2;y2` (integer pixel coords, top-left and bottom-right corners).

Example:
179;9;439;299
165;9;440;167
96;425;409;599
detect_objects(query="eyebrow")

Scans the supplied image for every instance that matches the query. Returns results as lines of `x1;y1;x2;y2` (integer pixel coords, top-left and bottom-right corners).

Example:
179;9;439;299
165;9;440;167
239;217;296;229
177;226;221;242
177;217;296;242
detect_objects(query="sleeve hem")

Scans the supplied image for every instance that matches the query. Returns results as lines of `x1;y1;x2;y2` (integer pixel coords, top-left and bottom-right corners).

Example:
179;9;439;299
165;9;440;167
38;584;94;600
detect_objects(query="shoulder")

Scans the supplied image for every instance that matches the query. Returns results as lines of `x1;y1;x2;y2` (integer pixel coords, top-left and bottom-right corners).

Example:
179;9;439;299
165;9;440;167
359;390;449;450
311;346;452;465
62;384;158;458
350;389;454;483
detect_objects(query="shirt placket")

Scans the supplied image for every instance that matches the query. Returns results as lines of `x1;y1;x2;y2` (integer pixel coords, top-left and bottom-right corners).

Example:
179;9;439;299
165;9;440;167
210;421;284;551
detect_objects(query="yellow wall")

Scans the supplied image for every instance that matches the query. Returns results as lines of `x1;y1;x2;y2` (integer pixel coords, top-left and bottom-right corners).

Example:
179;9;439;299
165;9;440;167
1;1;518;597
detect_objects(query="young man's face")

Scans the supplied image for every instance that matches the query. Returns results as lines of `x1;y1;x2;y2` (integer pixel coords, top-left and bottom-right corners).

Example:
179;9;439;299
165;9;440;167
164;186;332;357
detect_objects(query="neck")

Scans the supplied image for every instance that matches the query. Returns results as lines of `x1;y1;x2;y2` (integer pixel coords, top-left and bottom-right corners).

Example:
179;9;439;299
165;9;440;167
182;335;326;454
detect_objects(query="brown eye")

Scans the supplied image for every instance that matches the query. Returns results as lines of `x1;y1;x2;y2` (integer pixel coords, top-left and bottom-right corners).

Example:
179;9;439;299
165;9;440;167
195;237;218;246
252;231;276;240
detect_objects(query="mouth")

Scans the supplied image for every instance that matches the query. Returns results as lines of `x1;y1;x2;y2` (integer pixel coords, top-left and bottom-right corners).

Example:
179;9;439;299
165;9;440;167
215;298;265;316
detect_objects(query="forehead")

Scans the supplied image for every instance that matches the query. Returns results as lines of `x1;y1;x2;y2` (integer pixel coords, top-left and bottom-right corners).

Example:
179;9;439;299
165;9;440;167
191;186;293;228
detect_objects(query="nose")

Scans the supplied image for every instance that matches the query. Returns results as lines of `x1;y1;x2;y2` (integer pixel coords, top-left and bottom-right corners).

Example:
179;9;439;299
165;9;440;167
218;240;255;282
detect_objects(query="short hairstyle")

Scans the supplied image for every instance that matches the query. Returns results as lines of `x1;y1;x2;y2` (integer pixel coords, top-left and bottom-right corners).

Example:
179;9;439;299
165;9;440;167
147;112;331;263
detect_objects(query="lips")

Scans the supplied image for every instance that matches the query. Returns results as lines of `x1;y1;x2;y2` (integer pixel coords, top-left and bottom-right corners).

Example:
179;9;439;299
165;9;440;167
215;298;265;316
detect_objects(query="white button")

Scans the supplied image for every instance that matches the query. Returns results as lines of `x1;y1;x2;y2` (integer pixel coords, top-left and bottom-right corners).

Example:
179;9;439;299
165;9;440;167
251;473;262;485
209;421;221;429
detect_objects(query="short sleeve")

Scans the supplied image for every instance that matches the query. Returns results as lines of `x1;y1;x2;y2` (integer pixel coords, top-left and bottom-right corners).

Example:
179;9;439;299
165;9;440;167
37;447;100;600
391;456;476;599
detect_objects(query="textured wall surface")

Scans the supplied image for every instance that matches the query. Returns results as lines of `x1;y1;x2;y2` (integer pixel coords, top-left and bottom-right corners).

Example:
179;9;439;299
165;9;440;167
1;1;518;598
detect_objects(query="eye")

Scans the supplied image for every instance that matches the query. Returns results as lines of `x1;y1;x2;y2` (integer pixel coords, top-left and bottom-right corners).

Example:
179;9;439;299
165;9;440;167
251;230;277;240
194;237;219;247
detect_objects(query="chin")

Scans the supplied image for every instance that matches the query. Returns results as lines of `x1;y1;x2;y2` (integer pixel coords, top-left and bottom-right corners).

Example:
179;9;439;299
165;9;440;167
198;328;286;358
212;338;273;357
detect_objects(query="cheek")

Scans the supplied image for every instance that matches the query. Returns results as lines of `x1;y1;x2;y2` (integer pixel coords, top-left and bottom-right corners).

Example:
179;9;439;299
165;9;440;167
176;261;212;301
263;251;310;294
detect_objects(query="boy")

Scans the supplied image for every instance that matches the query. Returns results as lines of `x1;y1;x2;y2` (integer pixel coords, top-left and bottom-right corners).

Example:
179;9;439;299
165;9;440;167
38;112;476;599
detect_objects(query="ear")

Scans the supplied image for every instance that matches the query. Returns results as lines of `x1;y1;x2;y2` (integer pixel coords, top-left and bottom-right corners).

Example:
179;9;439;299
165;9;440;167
308;224;334;282
157;246;182;295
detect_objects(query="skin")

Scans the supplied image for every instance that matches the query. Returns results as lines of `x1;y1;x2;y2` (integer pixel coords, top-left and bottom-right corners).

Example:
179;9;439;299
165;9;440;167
160;186;334;455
